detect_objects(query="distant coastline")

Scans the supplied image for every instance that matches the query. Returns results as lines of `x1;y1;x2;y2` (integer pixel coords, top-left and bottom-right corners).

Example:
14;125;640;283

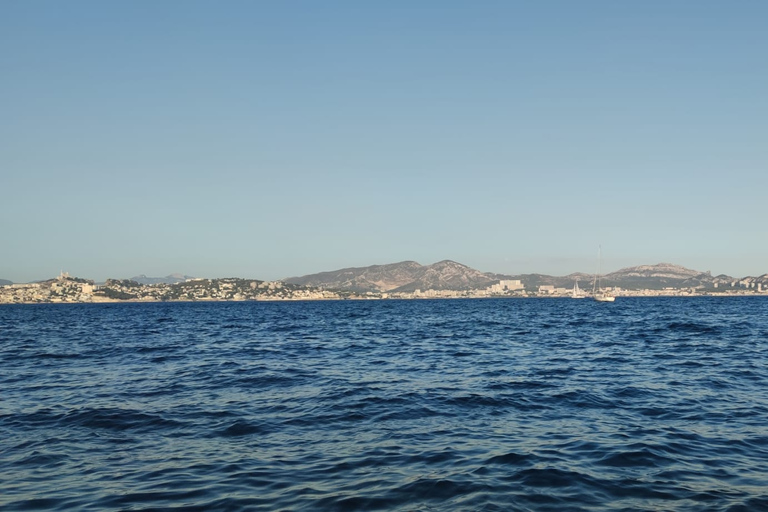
2;268;767;305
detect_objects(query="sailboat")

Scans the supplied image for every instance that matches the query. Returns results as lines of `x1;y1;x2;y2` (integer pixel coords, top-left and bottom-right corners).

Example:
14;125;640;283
592;246;615;302
572;281;585;299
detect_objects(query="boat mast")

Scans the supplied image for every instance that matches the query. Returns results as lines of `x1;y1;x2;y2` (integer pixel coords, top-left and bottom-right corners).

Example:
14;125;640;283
592;246;601;294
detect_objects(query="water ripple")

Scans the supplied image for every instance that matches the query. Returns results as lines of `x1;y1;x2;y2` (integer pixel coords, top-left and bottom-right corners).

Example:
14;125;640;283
2;297;768;510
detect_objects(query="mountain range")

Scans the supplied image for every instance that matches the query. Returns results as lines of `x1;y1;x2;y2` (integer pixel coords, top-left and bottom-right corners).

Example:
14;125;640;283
285;260;768;292
284;260;507;293
3;262;767;291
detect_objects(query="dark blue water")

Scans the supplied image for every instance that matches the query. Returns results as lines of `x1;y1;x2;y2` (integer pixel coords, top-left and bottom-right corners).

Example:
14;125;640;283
2;298;768;511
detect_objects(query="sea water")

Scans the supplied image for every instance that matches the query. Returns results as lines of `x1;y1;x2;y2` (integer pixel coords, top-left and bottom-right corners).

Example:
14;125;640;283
1;297;767;511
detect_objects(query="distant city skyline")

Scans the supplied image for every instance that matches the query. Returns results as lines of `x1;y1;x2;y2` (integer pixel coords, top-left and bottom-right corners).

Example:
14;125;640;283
3;1;766;284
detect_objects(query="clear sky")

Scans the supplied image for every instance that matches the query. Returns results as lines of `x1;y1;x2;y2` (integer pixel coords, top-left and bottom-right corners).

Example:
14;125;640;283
2;1;767;283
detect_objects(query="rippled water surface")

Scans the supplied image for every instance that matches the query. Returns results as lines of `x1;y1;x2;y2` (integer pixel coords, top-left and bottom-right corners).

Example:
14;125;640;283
2;298;768;511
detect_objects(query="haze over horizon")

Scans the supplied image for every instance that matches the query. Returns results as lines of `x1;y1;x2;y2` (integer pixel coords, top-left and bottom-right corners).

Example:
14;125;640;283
3;2;766;284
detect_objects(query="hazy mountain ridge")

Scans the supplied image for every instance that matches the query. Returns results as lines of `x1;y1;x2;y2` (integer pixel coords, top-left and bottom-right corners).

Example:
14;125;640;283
284;261;424;292
601;263;727;290
284;260;551;292
283;261;755;292
285;260;504;292
610;263;703;279
389;260;502;293
0;279;12;286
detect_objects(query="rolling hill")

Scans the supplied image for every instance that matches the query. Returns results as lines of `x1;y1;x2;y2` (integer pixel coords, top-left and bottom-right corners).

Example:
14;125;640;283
284;261;741;292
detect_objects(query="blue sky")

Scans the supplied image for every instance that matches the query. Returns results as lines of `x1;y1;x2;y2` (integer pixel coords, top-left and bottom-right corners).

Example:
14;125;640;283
2;1;766;282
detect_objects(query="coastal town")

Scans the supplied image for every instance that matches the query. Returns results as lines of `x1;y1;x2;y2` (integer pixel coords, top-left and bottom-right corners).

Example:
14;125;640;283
1;271;767;304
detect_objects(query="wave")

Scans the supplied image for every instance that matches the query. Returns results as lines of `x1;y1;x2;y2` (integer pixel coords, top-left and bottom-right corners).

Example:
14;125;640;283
3;298;768;511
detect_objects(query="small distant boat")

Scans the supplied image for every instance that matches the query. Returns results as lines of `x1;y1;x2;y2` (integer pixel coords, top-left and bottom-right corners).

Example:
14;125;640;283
572;281;585;299
593;290;615;302
592;246;615;302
